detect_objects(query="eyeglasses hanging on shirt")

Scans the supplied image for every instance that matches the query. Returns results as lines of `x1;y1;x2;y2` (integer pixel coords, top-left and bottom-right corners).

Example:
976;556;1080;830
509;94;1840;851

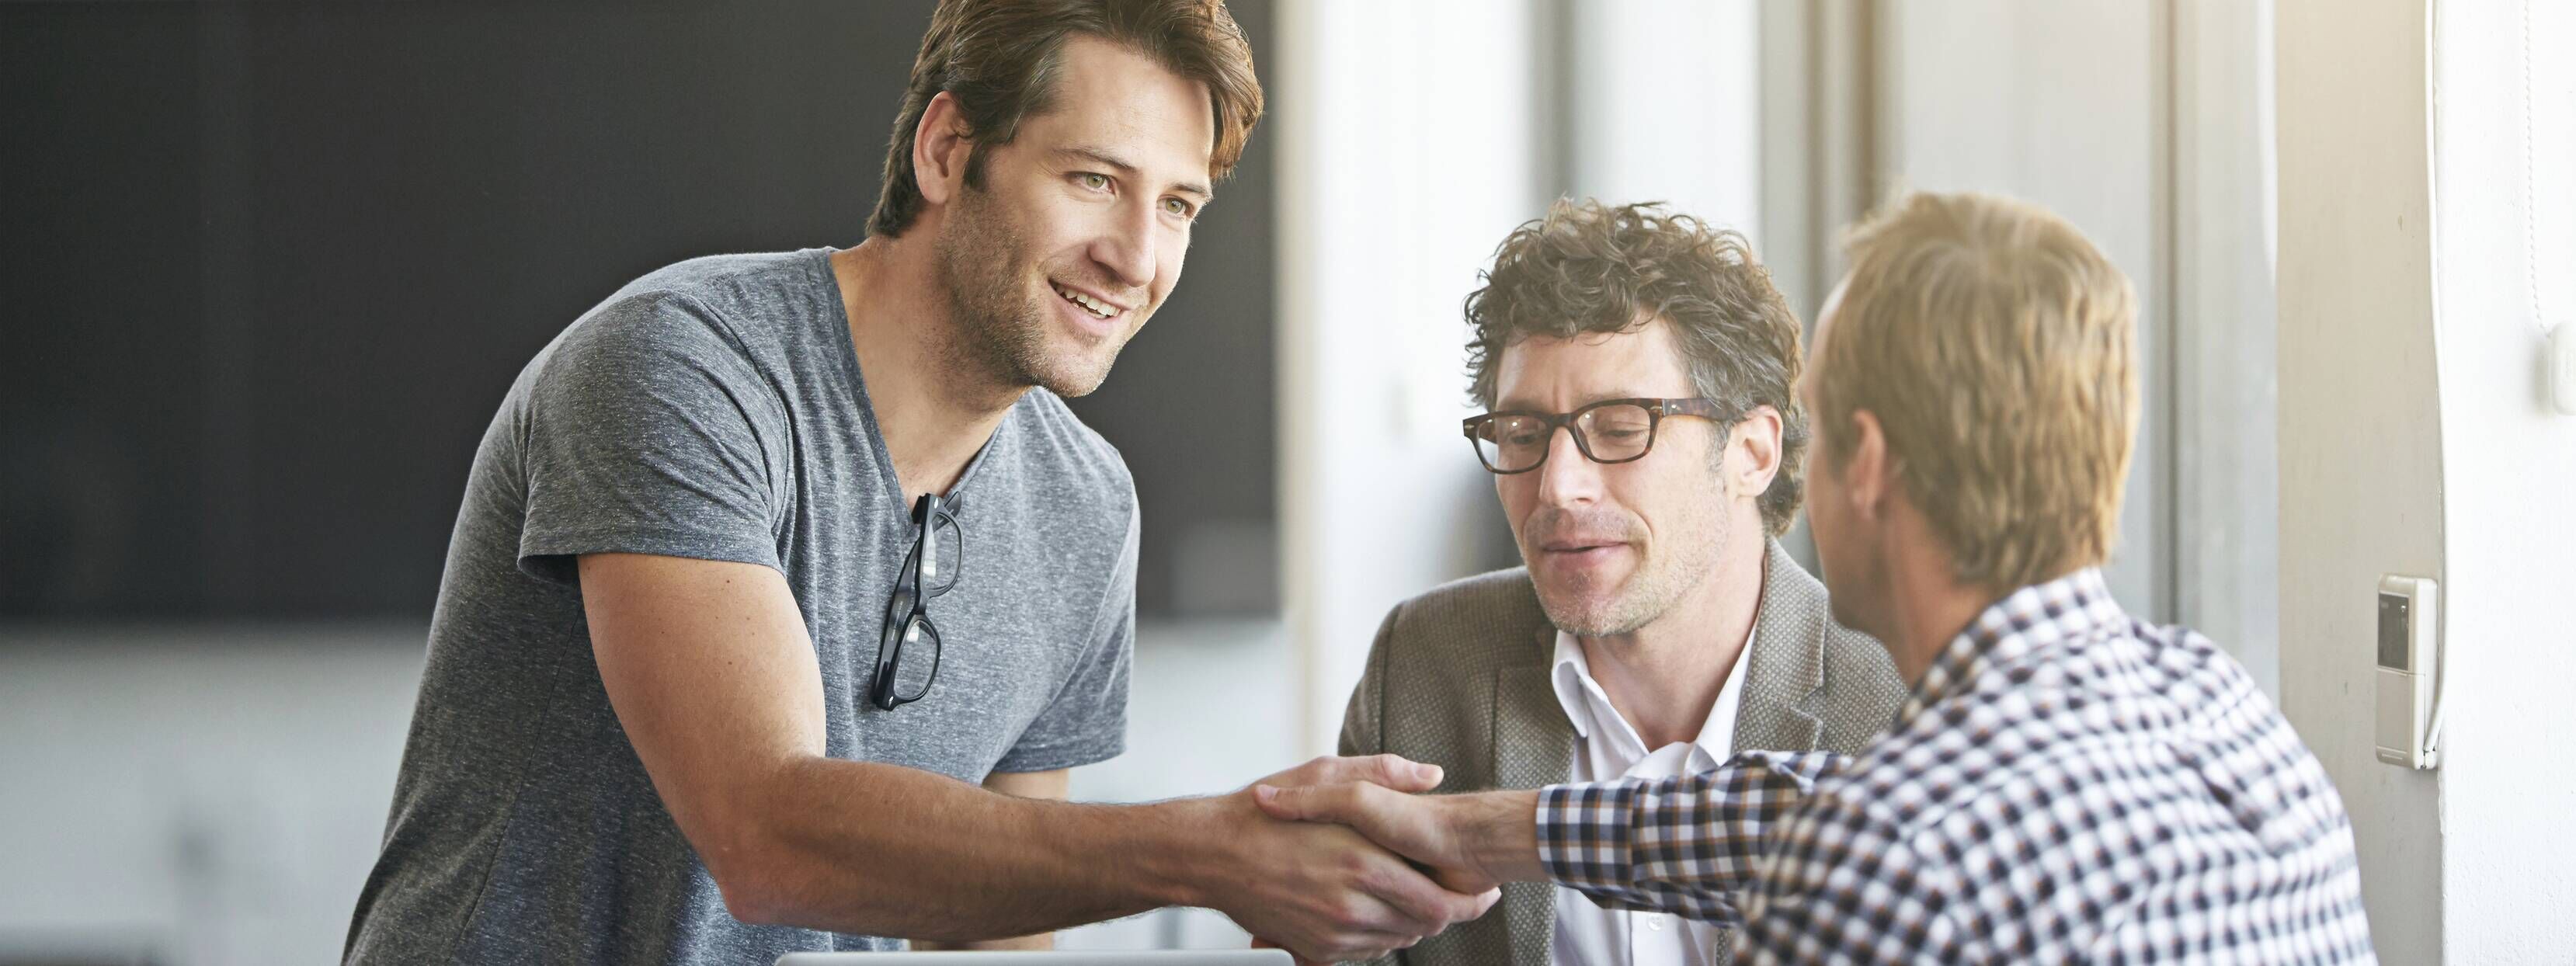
872;492;963;711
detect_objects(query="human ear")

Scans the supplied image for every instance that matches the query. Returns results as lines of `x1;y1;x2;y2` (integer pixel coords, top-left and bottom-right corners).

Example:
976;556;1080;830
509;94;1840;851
1733;404;1785;499
1844;408;1892;521
911;92;976;208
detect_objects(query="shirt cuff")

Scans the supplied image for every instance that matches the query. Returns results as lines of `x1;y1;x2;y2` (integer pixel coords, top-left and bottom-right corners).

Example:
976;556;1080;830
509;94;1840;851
1535;780;1642;891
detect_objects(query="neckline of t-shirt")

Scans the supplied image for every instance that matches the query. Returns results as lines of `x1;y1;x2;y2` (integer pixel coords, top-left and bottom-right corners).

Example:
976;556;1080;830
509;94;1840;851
808;245;1013;525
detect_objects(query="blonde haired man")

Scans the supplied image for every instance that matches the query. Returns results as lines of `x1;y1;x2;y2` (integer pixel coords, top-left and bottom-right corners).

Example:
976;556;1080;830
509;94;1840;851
1260;193;2375;964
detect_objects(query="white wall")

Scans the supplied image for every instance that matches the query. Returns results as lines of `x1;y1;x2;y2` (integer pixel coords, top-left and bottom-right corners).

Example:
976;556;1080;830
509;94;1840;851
2275;0;2446;961
0;628;424;966
1274;0;1543;755
1565;0;1764;244
2427;0;2576;960
2171;0;2282;693
1873;0;2174;620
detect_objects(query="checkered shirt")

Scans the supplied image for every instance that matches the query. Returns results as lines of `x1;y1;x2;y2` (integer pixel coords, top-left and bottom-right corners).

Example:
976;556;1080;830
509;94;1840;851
1535;568;2376;964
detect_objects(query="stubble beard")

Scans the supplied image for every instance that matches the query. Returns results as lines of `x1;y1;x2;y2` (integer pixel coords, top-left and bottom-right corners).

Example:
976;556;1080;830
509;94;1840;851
1535;481;1733;639
931;186;1125;398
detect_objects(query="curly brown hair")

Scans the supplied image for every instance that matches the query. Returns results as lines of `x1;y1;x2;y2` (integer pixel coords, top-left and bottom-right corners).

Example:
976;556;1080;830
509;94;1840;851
867;0;1264;239
1464;199;1809;536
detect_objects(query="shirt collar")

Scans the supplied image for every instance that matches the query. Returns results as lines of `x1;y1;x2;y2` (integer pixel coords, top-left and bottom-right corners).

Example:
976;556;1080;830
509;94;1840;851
1549;631;1603;740
1548;627;1754;756
1894;567;2129;727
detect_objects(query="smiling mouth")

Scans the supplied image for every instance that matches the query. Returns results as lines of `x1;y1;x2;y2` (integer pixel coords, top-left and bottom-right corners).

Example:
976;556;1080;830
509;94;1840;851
1050;281;1125;321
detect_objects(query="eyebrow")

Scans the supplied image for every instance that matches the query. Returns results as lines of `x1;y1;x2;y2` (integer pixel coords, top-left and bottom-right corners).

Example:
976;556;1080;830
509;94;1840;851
1055;145;1214;202
1492;390;1659;412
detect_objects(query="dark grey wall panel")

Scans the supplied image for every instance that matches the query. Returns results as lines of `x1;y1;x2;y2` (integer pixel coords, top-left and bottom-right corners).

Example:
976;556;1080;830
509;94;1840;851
0;1;1277;620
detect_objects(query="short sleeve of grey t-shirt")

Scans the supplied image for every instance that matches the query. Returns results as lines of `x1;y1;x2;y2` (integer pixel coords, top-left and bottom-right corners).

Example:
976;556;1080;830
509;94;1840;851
516;290;791;582
345;249;1137;965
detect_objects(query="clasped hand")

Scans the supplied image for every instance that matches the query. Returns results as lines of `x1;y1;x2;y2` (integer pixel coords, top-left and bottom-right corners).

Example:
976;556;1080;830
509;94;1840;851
1215;756;1510;963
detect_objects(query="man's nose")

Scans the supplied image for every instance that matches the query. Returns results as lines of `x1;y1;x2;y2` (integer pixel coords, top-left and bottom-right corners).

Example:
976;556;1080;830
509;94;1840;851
1090;199;1157;291
1532;426;1601;506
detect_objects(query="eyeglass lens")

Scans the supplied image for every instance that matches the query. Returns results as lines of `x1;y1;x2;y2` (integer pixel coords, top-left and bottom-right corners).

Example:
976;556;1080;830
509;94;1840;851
920;513;962;596
1473;402;1656;472
882;613;939;703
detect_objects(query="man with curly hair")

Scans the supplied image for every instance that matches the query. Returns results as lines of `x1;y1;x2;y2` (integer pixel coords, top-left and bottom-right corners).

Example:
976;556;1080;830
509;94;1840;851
1332;199;1907;966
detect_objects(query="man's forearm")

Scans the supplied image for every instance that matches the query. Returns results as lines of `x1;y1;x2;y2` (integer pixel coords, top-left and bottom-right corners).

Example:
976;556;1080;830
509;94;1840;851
1448;790;1545;884
718;756;1211;940
910;769;1075;949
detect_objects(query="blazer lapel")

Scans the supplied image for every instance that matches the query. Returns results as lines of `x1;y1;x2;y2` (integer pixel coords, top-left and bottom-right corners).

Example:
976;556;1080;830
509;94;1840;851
1490;626;1573;966
1730;540;1826;753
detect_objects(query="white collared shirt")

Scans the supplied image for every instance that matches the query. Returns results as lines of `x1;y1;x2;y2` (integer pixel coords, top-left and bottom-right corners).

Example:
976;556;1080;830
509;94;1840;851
1547;627;1750;966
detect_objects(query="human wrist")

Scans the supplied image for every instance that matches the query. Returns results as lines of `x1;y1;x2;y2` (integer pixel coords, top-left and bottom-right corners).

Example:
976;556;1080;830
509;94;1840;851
1453;789;1545;884
1118;795;1231;909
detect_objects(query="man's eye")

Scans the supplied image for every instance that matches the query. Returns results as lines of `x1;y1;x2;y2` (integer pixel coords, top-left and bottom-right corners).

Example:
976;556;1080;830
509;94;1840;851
1078;172;1111;192
1163;197;1195;218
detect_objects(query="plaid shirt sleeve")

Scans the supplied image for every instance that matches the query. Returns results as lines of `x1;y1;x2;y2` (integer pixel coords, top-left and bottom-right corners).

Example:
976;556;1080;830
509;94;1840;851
1534;749;1850;923
1732;795;1981;964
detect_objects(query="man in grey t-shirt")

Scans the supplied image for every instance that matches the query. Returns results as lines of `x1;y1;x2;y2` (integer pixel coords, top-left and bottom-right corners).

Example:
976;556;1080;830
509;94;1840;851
342;3;1493;964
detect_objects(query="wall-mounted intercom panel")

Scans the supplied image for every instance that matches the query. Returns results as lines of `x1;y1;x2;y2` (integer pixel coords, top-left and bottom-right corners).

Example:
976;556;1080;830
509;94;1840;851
2375;575;2440;769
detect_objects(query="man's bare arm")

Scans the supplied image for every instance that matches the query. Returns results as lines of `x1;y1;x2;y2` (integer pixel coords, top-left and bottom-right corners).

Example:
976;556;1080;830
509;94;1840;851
915;770;1071;951
579;552;1494;961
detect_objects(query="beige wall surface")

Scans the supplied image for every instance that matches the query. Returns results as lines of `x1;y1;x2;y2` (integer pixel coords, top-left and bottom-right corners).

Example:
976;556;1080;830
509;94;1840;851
2275;0;2444;961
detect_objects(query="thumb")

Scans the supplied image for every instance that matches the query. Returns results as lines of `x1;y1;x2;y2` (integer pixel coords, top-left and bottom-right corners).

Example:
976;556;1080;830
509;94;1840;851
1251;784;1302;821
1374;753;1445;793
1329;752;1441;792
1253;782;1349;823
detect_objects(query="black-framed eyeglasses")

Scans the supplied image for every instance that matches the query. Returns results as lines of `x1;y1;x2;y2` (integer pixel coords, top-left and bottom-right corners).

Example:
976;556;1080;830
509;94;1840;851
872;492;965;711
1462;397;1736;474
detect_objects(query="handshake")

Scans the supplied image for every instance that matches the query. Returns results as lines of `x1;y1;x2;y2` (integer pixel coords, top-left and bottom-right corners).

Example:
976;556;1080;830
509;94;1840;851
1178;754;1540;964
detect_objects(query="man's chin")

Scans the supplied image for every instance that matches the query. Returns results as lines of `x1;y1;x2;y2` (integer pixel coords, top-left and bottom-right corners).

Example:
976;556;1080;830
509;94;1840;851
1549;613;1646;639
1025;353;1118;398
1533;590;1643;639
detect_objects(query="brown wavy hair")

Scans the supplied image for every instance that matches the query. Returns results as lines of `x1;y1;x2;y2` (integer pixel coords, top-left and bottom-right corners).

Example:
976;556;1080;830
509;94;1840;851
867;0;1264;239
1465;199;1810;537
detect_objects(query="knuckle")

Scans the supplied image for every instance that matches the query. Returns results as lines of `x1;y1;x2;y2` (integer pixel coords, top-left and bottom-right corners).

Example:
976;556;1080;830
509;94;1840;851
1348;860;1389;897
1336;847;1375;877
1448;893;1483;921
1333;897;1374;928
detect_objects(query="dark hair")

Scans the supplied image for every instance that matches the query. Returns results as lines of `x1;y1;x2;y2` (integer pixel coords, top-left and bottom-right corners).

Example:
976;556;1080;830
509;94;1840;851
867;0;1263;239
1464;199;1811;536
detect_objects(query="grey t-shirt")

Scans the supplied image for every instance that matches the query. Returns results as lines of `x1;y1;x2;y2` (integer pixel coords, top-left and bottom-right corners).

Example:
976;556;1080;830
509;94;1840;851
345;248;1138;964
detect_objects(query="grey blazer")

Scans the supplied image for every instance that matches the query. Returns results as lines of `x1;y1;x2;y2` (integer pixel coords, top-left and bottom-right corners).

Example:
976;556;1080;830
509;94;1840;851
1337;540;1908;966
